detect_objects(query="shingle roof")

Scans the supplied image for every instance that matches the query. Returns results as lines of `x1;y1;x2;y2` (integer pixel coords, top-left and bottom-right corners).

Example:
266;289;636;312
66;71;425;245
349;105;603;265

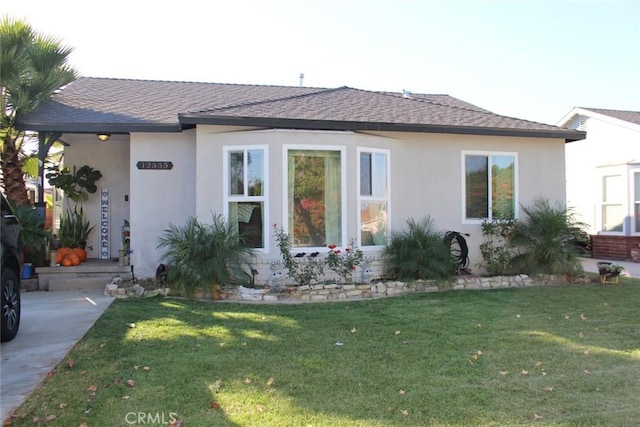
582;108;640;126
18;77;585;141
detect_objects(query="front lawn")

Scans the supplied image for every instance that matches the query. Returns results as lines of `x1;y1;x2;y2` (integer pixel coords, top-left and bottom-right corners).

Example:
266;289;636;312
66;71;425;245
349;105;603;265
9;279;640;426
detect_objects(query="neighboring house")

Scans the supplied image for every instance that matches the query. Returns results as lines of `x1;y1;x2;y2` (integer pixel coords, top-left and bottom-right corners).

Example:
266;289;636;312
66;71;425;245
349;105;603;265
17;77;584;279
559;108;640;260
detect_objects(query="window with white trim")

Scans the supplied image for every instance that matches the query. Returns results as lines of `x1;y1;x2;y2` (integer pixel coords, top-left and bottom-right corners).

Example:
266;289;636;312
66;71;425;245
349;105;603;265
224;146;267;249
601;174;623;232
285;146;345;248
635;172;640;233
463;152;517;221
358;148;390;246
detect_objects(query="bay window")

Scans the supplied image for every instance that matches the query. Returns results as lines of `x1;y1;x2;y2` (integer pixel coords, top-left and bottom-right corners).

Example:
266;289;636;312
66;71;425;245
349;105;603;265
224;146;267;248
286;147;345;248
358;148;390;246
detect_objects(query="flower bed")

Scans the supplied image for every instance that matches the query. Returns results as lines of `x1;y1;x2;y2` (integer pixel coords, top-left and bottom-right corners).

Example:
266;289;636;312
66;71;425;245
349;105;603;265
104;274;592;301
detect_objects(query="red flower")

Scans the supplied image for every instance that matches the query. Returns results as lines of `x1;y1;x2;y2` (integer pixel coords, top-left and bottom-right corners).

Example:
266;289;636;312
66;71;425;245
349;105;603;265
345;248;351;252
335;250;341;254
351;266;356;270
328;244;337;249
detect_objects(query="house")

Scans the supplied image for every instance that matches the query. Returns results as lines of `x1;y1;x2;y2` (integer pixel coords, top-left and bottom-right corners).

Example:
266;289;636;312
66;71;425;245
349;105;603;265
559;107;640;261
17;77;585;281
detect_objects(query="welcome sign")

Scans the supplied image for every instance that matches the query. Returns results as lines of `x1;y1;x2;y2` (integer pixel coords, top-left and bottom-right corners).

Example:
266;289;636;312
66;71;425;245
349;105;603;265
100;189;110;260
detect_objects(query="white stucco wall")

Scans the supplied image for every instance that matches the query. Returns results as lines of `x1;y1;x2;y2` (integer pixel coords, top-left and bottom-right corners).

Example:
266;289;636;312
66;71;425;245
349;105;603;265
565;114;639;234
129;131;196;276
192;127;566;276
61;127;568;279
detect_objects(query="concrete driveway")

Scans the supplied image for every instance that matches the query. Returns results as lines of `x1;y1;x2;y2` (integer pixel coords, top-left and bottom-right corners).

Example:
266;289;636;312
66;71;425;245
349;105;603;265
0;289;114;422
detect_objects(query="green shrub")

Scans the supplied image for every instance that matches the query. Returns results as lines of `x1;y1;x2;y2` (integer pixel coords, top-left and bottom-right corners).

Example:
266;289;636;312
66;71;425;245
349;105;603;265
479;218;518;276
273;225;324;286
11;203;53;266
510;198;585;276
156;214;255;297
383;216;455;280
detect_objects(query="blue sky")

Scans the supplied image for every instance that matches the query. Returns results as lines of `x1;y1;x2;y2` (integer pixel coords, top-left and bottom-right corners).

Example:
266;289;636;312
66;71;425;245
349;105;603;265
6;0;640;125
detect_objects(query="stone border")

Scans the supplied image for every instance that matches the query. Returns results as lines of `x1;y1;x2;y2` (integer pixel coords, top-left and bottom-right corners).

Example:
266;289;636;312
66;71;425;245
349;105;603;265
104;274;592;301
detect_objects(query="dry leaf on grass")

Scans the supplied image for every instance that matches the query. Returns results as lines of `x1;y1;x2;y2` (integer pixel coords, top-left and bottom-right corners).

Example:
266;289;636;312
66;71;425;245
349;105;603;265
67;358;74;369
126;380;135;387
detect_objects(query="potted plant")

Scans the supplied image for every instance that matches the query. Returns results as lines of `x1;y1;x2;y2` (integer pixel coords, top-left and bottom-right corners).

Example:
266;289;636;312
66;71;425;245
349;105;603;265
47;164;102;253
597;262;624;276
58;208;94;249
10;203;54;269
597;262;624;284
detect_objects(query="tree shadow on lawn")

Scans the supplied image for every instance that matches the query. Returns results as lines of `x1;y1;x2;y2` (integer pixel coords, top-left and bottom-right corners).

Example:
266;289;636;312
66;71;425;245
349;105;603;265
30;284;640;426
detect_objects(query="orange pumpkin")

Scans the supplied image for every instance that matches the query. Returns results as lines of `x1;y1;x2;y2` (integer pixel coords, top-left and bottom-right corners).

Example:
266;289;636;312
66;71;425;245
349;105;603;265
72;247;87;262
56;247;72;264
61;257;73;267
66;253;81;266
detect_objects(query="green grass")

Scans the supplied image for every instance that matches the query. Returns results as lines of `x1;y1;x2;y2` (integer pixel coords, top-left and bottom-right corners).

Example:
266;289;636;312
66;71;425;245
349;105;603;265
9;278;640;426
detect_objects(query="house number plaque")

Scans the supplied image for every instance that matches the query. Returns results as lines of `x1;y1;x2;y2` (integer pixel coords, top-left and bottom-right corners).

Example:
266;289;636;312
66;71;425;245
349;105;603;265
136;161;173;170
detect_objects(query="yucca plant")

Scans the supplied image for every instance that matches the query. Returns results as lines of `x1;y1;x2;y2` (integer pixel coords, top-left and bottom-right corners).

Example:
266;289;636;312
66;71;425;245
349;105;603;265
383;216;456;281
58;207;94;248
510;198;585;276
156;214;256;297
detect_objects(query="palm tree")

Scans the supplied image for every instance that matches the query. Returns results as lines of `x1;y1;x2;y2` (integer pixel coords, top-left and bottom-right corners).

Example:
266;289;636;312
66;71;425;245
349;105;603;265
0;17;77;206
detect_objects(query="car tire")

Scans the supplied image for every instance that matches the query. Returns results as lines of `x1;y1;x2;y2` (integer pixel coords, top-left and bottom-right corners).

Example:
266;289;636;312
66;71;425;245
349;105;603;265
1;267;21;342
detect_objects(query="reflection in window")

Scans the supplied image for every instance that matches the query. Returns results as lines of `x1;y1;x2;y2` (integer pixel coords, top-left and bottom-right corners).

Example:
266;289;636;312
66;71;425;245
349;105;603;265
225;147;266;248
287;149;342;247
359;150;389;246
465;153;515;220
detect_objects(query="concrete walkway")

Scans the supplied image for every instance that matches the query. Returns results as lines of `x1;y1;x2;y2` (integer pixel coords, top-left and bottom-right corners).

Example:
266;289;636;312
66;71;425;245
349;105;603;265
0;289;114;422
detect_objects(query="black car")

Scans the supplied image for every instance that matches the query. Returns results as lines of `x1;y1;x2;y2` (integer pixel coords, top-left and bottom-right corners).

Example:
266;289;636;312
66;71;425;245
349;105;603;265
1;193;21;342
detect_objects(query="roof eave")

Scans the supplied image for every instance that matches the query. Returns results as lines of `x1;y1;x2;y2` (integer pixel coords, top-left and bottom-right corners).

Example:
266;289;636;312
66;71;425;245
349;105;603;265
179;115;586;141
15;121;183;134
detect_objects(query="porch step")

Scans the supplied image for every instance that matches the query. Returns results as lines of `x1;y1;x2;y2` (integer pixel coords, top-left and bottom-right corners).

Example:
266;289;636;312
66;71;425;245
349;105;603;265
36;260;132;291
